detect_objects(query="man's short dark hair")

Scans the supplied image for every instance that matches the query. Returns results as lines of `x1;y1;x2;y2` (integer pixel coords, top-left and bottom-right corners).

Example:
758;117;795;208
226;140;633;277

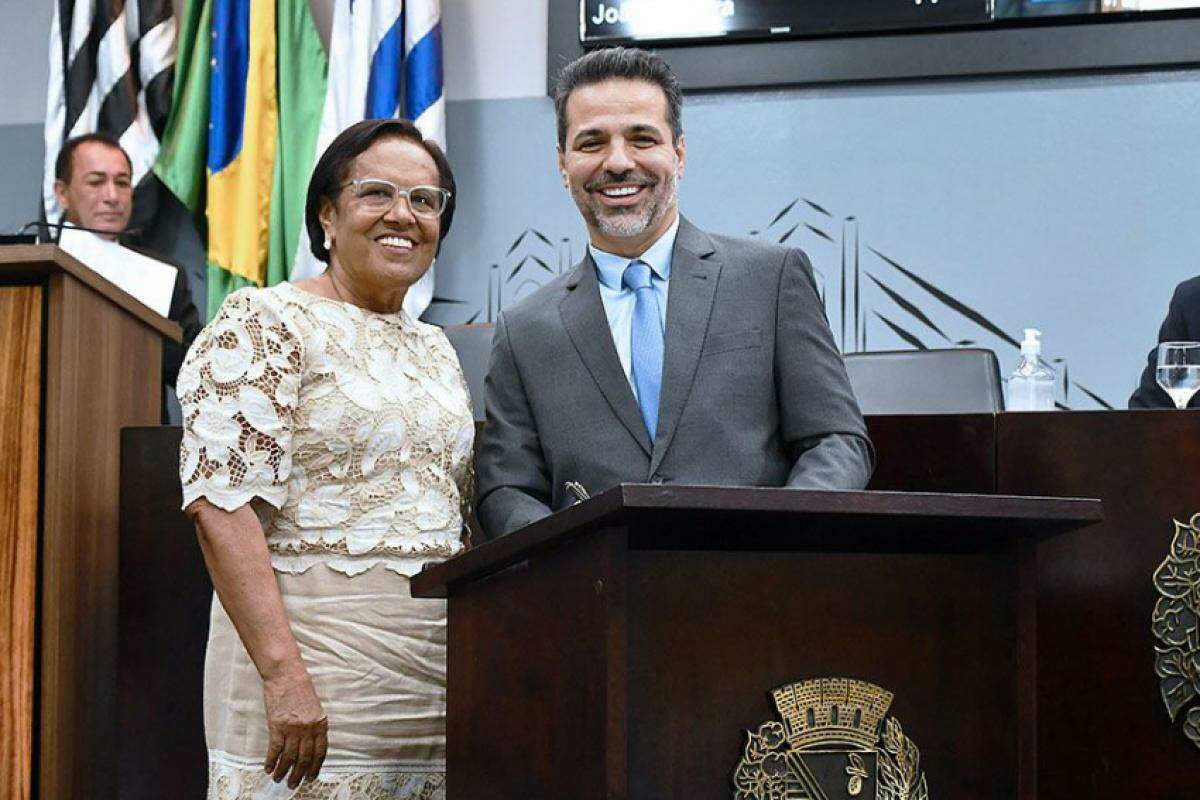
305;118;457;263
554;47;683;149
55;132;132;182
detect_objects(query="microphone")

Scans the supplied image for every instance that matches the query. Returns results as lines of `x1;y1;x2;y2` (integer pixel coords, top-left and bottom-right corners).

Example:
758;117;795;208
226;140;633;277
12;220;143;244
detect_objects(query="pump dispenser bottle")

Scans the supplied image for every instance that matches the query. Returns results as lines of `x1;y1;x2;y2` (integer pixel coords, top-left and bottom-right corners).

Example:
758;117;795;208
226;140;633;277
1007;328;1056;411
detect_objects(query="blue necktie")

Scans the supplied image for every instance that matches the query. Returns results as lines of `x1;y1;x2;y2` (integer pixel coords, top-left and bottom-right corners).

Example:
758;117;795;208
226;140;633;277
622;260;664;441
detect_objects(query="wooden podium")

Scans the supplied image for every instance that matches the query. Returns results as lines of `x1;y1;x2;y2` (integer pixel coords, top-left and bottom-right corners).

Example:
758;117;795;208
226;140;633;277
410;485;1101;800
0;246;180;800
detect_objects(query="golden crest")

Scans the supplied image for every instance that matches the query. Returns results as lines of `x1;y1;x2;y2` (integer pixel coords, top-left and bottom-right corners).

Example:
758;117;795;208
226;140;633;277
732;677;929;800
1152;513;1200;751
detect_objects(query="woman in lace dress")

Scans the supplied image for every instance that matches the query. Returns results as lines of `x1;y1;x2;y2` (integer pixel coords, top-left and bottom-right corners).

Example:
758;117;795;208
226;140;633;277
178;119;473;799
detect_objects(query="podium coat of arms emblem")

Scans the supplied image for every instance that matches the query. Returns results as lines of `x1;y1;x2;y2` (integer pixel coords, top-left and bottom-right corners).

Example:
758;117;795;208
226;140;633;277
1152;513;1200;750
732;677;928;800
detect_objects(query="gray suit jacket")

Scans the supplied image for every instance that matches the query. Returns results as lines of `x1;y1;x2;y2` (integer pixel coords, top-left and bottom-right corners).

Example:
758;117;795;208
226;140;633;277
476;217;874;538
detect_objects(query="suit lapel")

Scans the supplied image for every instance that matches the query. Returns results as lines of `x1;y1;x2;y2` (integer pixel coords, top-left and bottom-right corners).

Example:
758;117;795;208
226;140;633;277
650;218;721;474
560;255;653;456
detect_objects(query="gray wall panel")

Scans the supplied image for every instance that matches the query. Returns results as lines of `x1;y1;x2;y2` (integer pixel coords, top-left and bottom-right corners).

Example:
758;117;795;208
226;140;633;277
0;123;44;234
429;72;1200;409
0;0;54;126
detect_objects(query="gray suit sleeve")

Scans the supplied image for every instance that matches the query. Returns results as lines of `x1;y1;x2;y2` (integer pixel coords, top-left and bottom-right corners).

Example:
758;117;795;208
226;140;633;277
775;248;875;490
786;433;874;491
475;313;554;538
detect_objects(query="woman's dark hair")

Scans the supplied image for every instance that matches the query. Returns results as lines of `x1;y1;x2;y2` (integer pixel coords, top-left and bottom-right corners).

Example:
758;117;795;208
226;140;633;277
305;118;456;263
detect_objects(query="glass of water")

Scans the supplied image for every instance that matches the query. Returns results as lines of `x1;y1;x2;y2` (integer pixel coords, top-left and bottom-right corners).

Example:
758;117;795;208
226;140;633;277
1156;342;1200;409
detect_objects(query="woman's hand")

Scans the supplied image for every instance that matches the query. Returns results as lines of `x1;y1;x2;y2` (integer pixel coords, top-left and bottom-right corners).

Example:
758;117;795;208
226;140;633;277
262;661;329;789
187;501;327;788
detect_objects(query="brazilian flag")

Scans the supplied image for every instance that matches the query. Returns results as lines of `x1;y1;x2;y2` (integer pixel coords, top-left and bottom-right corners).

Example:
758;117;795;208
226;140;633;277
154;0;327;319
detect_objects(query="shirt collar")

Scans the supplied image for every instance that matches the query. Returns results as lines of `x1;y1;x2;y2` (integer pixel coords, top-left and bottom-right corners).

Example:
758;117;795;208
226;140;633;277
590;215;680;291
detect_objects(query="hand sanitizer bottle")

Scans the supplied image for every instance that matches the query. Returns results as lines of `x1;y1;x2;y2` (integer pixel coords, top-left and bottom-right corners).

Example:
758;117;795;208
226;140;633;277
1007;328;1056;411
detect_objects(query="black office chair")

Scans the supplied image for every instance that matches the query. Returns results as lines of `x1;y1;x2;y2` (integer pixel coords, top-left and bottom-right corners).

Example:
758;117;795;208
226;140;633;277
842;348;1005;415
442;323;495;421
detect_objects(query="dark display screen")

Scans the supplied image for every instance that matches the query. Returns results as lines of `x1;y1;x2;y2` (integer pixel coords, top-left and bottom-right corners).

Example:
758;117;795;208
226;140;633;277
580;0;1200;45
581;0;991;45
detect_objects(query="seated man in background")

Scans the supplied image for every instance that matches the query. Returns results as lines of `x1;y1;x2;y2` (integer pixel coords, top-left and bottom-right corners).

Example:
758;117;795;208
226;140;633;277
53;132;202;417
475;47;874;539
1130;275;1200;409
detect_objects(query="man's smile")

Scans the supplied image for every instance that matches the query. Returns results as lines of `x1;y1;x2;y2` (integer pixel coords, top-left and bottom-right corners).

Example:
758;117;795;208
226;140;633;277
597;184;647;206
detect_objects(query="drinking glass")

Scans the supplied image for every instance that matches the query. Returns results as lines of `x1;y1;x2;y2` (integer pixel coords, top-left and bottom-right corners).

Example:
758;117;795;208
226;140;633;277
1155;342;1200;409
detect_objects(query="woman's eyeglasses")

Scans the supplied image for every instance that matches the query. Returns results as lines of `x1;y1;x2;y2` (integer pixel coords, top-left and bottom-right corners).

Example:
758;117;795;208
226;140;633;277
342;178;451;219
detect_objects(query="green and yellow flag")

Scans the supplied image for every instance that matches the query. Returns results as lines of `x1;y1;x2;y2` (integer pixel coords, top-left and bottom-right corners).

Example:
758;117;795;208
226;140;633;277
154;0;327;319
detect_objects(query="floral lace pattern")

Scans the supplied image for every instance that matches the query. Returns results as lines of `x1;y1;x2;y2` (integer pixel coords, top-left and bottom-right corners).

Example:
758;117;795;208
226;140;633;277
179;283;474;576
208;753;445;800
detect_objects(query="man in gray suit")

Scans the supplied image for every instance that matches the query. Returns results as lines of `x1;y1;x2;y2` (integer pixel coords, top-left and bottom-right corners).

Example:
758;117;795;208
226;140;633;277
476;47;873;539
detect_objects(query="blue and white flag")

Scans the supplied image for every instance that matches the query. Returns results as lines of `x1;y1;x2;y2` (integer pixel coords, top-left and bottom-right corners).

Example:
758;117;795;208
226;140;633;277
404;0;445;149
291;0;446;321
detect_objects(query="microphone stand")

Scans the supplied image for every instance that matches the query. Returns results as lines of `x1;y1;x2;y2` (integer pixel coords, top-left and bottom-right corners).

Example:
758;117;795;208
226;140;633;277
10;220;143;244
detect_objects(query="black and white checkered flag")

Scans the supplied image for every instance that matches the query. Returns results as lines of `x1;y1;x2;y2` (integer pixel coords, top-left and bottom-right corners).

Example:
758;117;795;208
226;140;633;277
43;0;176;222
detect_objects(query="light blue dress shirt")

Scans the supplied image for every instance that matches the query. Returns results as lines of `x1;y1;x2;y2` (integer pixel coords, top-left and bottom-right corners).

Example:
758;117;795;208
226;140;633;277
589;217;679;399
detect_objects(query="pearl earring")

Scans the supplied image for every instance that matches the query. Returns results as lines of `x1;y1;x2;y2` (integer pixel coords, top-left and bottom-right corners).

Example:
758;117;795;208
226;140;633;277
324;232;333;250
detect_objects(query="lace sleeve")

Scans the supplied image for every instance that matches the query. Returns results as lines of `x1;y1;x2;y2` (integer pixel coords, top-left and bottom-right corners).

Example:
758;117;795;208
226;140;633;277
178;288;304;512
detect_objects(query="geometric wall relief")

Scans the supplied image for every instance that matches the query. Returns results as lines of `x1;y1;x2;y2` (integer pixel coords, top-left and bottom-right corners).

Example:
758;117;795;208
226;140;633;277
430;195;1112;409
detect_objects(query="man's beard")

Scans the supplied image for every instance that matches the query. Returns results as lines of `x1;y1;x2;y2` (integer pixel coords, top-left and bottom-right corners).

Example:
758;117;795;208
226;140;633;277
573;167;679;241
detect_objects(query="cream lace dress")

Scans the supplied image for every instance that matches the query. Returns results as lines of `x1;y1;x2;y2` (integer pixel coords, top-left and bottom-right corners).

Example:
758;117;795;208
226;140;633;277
178;282;474;800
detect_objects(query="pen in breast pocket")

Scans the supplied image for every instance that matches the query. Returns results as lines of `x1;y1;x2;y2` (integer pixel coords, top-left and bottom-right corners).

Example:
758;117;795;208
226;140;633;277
565;481;590;505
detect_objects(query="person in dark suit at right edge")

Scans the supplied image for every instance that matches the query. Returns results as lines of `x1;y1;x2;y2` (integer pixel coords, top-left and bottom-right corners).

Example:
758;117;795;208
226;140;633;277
1130;276;1200;409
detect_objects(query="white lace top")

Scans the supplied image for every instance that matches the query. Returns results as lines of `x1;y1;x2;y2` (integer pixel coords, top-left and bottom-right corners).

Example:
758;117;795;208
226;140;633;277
178;282;474;577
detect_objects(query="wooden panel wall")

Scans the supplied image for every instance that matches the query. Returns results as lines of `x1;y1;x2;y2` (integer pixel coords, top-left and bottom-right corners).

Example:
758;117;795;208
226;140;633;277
997;411;1200;799
38;274;161;800
866;413;997;493
118;427;211;800
0;286;42;800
